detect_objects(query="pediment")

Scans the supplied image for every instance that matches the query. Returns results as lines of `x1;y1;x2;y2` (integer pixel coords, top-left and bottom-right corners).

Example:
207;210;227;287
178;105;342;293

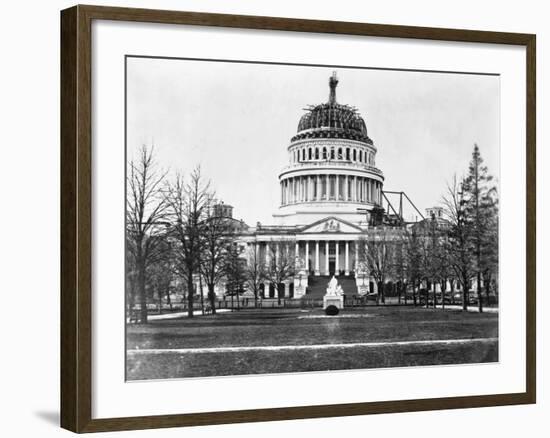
300;217;363;234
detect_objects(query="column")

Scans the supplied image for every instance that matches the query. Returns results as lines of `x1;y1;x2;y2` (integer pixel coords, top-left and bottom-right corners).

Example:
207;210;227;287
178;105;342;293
335;175;340;201
316;175;320;201
372;181;375;204
335;241;340;273
367;179;372;202
355;242;359;271
295;241;299;263
325;241;329;275
315;241;320;275
286;180;290;204
289;178;293;204
305;241;310;271
345;175;349;200
265;242;270;265
276;243;280;264
345;241;349;275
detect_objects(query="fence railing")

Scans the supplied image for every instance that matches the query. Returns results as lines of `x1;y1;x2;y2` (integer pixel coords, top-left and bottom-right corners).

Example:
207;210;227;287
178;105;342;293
127;294;499;319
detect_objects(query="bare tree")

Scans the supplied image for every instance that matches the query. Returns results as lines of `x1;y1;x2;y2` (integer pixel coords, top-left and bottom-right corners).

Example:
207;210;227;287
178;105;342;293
225;243;248;309
404;226;424;307
417;215;441;308
442;175;475;311
165;167;211;318
147;240;174;313
265;240;295;301
392;240;407;304
126;145;168;323
244;242;267;307
200;200;237;314
358;230;394;305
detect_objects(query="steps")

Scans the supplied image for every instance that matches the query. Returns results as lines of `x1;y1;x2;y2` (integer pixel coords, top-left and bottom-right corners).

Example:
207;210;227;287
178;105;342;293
304;275;358;298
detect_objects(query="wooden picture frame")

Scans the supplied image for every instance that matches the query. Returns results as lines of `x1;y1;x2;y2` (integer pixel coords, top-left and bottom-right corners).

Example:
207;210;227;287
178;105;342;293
60;4;536;433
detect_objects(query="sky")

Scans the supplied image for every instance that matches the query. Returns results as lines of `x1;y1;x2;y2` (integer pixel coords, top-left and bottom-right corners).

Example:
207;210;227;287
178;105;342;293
126;57;499;225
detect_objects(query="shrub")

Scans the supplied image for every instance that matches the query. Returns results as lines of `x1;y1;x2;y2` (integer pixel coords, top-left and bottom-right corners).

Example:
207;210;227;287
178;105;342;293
325;305;339;316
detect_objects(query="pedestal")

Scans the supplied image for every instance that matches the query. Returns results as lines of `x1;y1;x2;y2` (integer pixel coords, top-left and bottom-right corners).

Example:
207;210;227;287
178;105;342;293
323;294;344;310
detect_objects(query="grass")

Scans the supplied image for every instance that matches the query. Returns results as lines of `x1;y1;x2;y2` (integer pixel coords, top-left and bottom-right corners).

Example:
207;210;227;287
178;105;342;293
126;306;498;380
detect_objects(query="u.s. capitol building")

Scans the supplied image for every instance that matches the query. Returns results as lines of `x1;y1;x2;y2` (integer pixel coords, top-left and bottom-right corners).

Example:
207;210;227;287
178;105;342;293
216;73;421;300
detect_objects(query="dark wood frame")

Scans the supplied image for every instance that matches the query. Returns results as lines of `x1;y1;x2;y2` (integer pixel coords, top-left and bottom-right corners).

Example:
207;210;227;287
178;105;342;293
61;4;536;433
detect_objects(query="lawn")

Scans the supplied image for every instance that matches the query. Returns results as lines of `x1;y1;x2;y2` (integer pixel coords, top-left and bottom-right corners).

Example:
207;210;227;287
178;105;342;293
126;306;498;380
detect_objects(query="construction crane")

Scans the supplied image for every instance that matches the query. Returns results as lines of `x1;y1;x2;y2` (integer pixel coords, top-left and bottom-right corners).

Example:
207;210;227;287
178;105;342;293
357;190;425;226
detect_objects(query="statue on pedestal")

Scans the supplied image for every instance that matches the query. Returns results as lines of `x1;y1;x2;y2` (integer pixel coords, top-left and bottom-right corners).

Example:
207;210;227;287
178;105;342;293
324;275;344;310
326;276;344;296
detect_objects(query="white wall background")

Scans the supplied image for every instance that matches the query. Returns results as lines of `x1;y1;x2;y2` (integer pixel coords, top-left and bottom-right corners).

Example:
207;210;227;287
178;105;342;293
0;0;546;437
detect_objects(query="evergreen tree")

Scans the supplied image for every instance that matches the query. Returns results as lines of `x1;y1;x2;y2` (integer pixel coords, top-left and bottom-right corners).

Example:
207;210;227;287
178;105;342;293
462;144;498;312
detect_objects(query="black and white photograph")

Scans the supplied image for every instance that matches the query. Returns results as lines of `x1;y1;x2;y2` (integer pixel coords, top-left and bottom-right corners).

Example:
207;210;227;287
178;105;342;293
125;57;500;381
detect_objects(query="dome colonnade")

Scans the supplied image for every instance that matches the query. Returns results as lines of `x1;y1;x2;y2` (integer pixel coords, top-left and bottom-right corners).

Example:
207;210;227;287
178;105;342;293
275;71;384;225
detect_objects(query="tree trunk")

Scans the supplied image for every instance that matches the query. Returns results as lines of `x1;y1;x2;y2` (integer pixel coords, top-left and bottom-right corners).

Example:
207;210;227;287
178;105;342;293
441;278;446;309
450;279;455;305
207;283;217;315
186;274;194;318
393;282;402;304
128;280;136;322
484;272;492;307
462;275;469;311
477;271;483;313
166;288;172;311
425;280;429;309
137;260;148;324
